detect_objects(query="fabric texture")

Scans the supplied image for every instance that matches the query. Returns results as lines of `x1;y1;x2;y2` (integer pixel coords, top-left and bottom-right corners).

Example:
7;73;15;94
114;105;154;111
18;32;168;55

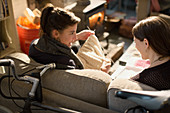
77;35;106;70
131;60;170;90
0;75;114;113
42;69;112;107
29;34;84;69
107;78;156;112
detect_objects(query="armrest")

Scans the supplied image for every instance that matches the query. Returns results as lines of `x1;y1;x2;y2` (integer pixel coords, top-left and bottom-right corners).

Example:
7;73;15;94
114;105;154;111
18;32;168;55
115;89;170;110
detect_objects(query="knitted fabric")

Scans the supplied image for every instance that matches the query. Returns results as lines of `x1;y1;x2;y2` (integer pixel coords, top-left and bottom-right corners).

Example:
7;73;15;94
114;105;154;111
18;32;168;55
131;60;170;90
77;35;106;70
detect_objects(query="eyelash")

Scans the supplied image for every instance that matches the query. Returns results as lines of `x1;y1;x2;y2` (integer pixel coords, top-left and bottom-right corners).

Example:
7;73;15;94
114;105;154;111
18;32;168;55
71;32;74;35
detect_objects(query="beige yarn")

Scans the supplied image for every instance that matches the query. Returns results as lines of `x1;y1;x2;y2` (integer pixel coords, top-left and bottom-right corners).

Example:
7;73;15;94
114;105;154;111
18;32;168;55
77;35;106;70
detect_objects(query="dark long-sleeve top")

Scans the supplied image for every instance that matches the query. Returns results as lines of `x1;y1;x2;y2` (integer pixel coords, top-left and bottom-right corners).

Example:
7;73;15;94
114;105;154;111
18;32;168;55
29;34;84;69
131;60;170;90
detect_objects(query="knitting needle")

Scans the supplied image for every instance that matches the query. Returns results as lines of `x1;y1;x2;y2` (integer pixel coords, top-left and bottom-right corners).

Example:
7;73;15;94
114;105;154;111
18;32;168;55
87;26;96;32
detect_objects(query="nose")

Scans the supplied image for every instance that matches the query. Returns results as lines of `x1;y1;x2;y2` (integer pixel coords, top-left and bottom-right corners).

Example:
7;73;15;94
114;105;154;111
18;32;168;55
73;34;77;41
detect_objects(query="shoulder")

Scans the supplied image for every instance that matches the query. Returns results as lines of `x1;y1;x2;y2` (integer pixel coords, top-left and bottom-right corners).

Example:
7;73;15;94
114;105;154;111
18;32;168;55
132;60;170;80
29;46;76;67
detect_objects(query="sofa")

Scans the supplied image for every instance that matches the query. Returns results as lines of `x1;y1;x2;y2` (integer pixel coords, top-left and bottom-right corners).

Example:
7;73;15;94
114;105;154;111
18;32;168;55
0;52;169;113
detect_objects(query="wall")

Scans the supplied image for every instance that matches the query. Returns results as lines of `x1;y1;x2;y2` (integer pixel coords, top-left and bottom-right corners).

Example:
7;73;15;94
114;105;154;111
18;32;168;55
12;0;28;20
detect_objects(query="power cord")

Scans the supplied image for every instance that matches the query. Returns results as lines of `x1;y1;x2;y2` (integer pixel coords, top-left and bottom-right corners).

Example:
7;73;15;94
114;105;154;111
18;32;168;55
7;67;24;109
11;79;25;109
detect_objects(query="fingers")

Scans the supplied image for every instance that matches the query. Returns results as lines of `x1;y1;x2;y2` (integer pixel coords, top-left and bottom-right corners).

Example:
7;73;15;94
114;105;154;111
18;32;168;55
77;29;95;40
101;59;111;73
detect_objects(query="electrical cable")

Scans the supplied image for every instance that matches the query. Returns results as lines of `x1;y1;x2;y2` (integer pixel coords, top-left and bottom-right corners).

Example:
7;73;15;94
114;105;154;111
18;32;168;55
11;79;22;98
0;75;25;100
11;79;25;109
8;67;24;109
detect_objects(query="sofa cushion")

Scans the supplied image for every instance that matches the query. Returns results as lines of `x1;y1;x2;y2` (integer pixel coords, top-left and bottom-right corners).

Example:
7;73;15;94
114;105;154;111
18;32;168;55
42;69;112;107
107;78;156;112
43;87;116;113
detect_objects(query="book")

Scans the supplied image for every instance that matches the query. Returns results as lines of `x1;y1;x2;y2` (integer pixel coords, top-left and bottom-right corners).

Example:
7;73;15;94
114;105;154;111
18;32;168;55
111;57;150;79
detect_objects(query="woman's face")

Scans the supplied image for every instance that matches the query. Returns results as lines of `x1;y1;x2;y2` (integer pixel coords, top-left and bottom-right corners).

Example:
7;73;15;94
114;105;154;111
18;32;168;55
134;37;148;59
58;24;78;47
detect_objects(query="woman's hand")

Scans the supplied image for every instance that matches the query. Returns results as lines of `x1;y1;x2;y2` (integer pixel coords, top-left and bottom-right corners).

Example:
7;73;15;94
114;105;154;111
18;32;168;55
101;59;111;73
76;30;95;41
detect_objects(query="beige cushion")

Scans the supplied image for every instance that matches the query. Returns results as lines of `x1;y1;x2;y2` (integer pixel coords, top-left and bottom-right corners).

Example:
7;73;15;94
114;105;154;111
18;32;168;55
43;87;116;113
107;78;156;112
42;69;112;107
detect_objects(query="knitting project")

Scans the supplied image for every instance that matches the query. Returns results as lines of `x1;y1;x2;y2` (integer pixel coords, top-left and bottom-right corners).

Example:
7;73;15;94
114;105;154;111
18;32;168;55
77;35;106;69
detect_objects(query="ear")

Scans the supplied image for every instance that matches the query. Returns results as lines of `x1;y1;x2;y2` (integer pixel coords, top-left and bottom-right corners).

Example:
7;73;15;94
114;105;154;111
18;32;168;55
52;29;59;39
143;38;149;48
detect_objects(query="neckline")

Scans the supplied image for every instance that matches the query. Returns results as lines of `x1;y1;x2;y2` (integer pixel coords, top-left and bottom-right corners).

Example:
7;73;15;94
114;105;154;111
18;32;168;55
146;60;170;71
150;57;170;68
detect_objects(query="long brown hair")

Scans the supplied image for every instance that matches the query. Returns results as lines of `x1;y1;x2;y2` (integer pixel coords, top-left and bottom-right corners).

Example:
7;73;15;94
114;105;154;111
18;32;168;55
132;16;170;57
40;6;80;37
